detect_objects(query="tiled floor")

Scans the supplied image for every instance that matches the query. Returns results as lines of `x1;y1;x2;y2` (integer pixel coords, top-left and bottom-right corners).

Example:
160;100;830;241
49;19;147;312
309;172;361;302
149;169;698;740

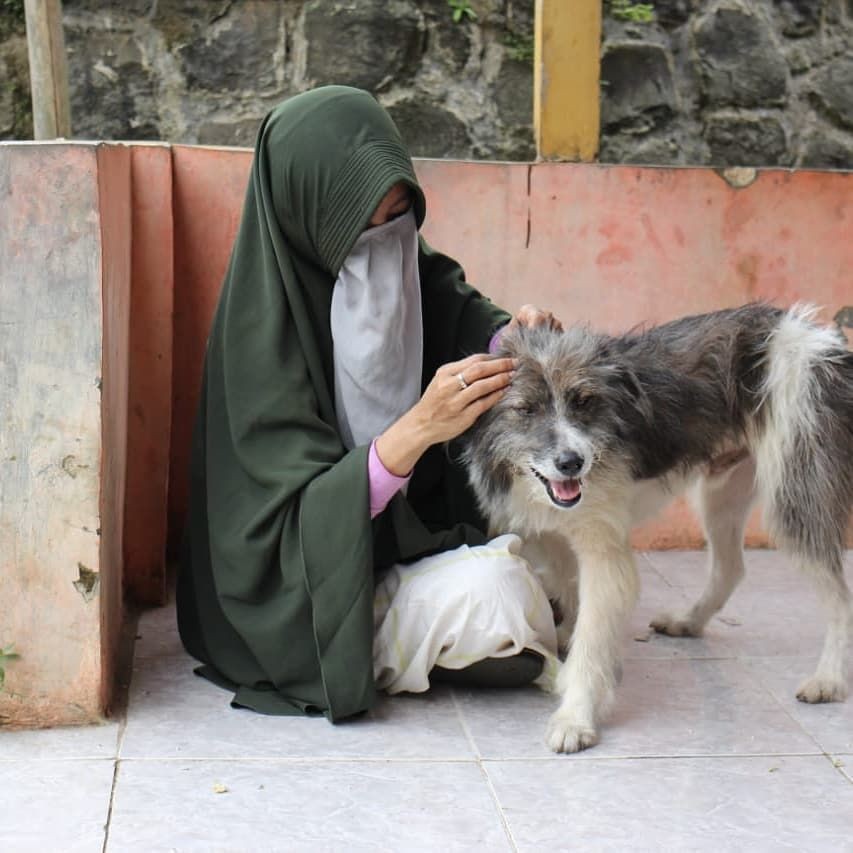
3;550;852;852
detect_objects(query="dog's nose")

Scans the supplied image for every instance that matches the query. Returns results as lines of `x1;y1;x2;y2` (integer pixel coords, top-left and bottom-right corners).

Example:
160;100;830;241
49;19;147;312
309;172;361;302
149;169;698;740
555;451;584;477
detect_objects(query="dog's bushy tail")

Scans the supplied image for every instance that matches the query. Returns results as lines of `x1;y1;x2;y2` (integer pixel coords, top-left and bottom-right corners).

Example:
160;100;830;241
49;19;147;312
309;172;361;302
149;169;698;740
753;305;853;568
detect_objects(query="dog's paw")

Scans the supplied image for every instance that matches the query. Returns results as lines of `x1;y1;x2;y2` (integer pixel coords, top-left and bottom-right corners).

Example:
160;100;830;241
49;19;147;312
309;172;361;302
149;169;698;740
796;676;848;704
649;612;702;638
545;712;599;754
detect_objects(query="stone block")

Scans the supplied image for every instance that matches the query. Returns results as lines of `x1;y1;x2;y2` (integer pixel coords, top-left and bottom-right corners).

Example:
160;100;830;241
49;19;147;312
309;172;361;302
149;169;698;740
0;53;14;135
493;58;536;160
0;36;32;140
197;119;263;149
601;43;677;133
65;28;160;140
304;0;424;92
652;0;695;28
693;5;788;108
175;1;285;94
0;143;130;728
810;56;853;131
385;99;471;158
419;0;471;72
798;126;853;169
606;133;683;165
706;114;789;166
773;0;824;37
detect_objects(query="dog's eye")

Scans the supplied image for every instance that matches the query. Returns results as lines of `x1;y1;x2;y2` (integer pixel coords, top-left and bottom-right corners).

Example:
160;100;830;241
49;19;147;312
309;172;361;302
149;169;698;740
514;404;537;417
571;391;593;410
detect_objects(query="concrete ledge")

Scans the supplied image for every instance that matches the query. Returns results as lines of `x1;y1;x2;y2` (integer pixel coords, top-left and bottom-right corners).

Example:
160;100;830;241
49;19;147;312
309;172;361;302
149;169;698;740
0;142;130;727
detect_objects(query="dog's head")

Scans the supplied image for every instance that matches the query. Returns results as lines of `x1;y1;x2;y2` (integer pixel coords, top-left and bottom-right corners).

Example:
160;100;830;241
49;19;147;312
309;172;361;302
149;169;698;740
463;324;648;515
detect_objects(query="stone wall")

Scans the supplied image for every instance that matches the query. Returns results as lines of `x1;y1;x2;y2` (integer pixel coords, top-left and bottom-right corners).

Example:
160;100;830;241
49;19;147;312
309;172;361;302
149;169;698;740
0;0;537;160
1;1;851;167
601;0;853;167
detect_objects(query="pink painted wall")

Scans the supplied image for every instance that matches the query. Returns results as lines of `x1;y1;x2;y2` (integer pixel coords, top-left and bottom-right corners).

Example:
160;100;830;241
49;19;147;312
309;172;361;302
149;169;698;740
124;144;173;606
419;161;851;332
167;146;253;558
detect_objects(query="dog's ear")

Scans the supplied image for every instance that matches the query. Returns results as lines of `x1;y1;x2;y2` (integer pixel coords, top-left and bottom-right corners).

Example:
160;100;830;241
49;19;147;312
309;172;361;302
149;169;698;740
494;323;524;358
609;362;653;421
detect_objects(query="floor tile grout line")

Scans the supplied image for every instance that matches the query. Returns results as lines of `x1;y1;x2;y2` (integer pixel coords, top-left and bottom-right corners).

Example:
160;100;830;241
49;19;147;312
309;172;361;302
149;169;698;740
0;756;119;763
824;753;853;786
2;750;831;765
115;756;484;764
477;751;830;763
101;757;121;853
102;658;132;853
477;762;520;853
449;687;482;761
101;749;834;764
637;551;692;593
450;689;519;853
736;655;837;757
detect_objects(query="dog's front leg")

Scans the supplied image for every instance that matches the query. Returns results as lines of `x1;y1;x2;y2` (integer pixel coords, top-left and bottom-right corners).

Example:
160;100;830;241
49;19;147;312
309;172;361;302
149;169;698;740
546;532;639;753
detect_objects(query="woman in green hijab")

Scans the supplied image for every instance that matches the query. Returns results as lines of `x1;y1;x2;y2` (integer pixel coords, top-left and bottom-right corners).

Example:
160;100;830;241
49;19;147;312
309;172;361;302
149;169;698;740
177;86;559;721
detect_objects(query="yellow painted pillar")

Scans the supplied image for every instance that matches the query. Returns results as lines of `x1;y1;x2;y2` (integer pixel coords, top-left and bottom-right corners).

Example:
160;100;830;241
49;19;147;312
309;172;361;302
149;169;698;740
534;0;602;161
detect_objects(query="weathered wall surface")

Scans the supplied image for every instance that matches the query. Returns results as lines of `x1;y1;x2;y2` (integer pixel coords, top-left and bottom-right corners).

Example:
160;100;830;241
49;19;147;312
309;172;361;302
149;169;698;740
0;142;129;727
1;1;850;167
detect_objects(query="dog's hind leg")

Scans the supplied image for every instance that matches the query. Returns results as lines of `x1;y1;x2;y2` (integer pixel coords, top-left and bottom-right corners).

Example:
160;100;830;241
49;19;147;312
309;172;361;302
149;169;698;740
651;455;757;638
752;307;853;702
759;416;853;702
793;555;851;703
546;528;639;753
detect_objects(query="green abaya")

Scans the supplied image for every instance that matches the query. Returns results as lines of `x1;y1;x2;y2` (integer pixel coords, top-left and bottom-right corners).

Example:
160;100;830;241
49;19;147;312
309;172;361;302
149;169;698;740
176;86;510;720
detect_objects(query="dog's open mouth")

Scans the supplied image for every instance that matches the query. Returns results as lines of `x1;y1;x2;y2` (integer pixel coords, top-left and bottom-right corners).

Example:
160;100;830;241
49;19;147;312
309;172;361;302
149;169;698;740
532;468;582;508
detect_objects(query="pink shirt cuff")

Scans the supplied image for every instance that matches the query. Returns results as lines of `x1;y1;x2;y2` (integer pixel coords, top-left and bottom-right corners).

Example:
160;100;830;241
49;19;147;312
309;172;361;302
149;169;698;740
368;440;411;519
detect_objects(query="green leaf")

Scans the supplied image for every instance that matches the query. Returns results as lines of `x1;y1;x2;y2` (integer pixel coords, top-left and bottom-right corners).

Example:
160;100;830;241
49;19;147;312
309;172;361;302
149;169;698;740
0;644;19;660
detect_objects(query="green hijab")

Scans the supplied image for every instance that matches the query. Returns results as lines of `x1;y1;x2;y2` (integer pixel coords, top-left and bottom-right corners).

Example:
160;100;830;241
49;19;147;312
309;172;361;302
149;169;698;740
177;86;510;720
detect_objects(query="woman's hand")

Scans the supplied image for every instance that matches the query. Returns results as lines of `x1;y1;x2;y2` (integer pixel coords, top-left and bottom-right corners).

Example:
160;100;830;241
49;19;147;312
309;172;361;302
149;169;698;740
506;303;563;333
374;353;516;477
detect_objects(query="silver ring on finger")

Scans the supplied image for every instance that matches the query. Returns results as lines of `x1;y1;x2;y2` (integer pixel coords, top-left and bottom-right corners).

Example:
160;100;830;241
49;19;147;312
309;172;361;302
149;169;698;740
456;372;469;391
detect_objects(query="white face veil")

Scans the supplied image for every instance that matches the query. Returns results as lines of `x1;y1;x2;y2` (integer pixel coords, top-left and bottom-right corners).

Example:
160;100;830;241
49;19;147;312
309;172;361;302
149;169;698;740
330;208;424;450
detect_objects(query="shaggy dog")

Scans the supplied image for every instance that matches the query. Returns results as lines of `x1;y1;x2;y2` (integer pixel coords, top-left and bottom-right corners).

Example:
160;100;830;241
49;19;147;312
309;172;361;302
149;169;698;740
463;303;853;753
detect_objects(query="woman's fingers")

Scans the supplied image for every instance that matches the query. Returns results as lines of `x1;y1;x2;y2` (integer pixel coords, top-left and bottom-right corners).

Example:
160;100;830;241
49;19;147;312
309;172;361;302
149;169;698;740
415;353;517;444
456;366;512;402
444;354;516;386
510;303;564;332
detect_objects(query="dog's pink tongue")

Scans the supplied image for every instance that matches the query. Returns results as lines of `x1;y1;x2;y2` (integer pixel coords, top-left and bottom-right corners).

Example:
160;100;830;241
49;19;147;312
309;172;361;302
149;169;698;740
551;479;581;501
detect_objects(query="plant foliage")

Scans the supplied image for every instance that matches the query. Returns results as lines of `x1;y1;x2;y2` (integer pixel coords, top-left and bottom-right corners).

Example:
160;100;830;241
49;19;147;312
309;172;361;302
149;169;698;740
609;0;655;24
0;645;20;690
448;0;477;24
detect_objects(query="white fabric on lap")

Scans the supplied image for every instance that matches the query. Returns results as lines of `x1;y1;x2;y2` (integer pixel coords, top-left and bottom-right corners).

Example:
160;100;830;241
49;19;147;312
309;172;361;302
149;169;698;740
373;534;559;694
